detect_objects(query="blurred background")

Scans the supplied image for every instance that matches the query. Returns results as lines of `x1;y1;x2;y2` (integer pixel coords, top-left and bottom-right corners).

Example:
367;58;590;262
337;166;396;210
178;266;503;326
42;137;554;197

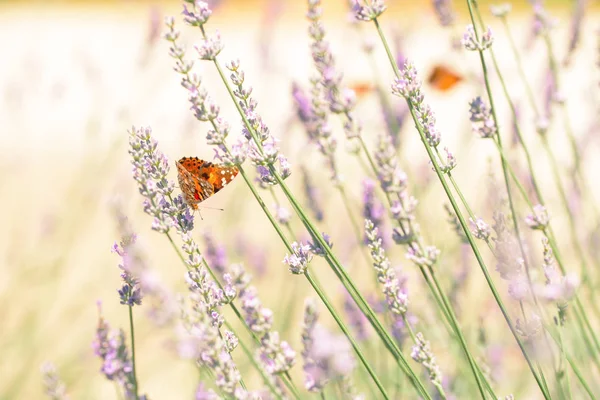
1;0;599;398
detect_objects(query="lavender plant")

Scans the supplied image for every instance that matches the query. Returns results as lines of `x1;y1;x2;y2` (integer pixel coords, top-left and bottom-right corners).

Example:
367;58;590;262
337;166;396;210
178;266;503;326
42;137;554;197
39;0;600;398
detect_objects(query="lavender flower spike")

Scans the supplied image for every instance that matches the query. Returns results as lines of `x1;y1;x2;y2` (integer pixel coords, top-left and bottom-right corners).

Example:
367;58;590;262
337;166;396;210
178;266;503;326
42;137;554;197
462;25;494;51
41;362;70;400
365;219;409;316
93;307;143;400
128;126;180;234
469;96;497;139
352;0;387;21
301;298;360;395
283;242;313;274
240;287;296;375
525;204;550;230
411;332;443;391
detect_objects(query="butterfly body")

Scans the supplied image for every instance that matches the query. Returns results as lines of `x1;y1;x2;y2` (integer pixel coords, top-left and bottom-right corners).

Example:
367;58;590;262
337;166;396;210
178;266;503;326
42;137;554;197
176;157;239;210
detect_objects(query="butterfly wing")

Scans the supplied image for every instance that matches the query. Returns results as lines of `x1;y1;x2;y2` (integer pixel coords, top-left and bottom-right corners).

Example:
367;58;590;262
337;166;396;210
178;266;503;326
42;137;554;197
199;164;239;194
428;65;463;92
176;157;237;208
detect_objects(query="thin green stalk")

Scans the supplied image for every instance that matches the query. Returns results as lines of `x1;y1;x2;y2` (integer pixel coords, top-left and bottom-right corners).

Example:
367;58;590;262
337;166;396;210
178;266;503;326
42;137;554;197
464;0;539;314
127;305;139;400
209;53;432;399
371;14;550;399
224;320;282;399
558;326;573;400
306;270;390;400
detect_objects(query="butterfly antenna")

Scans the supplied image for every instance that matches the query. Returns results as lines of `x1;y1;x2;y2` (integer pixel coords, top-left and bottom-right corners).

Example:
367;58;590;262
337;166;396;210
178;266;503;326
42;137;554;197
200;205;225;212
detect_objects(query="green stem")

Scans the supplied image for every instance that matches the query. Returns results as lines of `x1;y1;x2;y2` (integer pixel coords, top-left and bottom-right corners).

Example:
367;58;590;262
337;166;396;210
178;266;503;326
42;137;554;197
371;12;550;399
128;305;139;400
306;270;391;400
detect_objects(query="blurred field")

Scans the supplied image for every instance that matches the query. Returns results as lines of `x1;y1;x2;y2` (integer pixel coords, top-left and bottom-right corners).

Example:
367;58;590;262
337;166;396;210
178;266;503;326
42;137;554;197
1;0;599;399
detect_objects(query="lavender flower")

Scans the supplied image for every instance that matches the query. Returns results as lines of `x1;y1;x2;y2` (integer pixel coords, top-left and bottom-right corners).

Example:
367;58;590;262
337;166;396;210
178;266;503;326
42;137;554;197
392;63;448;154
128;126;180;233
374;134;408;194
525;204;549;230
351;0;387;21
195;31;223;60
308;232;333;257
535;238;579;324
411;332;443;391
462;25;494;51
469;96;497;138
112;213;144;307
308;0;362;140
203;231;228;276
41;363;70;400
93;308;141;399
240;287;296;374
515;313;542;340
532;3;558;37
362;179;385;229
112;203;177;325
469;217;491;240
292;82;313;124
444;204;468;243
564;0;585;65
301;299;359;393
195;383;219;400
182;0;212;27
226;60;291;183
365;220;409;316
179;300;245;397
433;0;456;27
283;242;314;274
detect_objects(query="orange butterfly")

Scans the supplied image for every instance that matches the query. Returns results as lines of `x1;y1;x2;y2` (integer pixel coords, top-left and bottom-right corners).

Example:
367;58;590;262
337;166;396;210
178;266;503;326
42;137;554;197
427;65;463;92
176;157;239;210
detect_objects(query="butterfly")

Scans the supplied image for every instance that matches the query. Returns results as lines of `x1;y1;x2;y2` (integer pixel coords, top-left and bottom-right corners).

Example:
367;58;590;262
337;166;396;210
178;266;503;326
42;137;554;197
427;64;463;92
176;157;239;210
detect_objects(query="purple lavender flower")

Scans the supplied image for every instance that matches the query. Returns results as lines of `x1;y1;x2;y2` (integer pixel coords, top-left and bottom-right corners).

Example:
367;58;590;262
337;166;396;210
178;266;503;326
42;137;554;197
351;0;387;21
128;126;180;234
308;0;363;140
292;82;314;124
469;96;497;138
362;178;385;229
41;363;70;400
240;287;296;374
195;31;223;60
411;333;443;391
179;300;245;397
462;25;494;51
202;231;228;276
564;0;585;66
308;232;333;257
374;134;408;194
365;220;409;316
524;204;549;230
469;217;491;240
283;242;314;274
195;383;219;400
93;307;142;399
535;238;579;324
301;299;359;394
182;0;212;27
433;0;456;27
